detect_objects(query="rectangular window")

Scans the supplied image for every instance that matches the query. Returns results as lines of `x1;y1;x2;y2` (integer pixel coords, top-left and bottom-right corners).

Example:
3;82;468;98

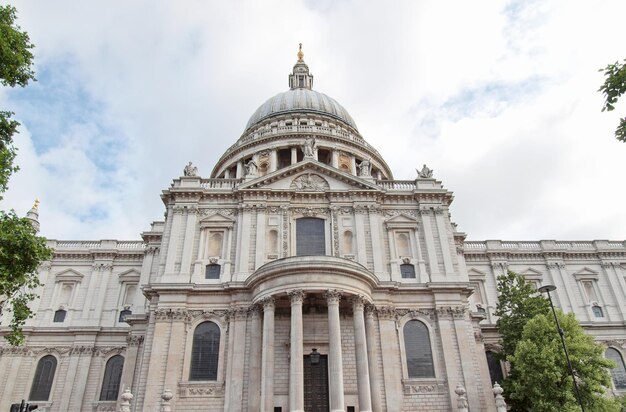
400;264;416;279
296;218;325;256
205;264;221;279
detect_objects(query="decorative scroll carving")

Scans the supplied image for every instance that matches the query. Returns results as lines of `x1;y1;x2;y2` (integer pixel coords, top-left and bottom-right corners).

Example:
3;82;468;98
94;347;125;357
331;207;340;257
39;261;52;271
126;335;144;347
93;401;117;412
383;209;418;218
290;173;329;191
376;306;397;320
186;309;230;323
403;382;445;395
178;381;225;398
92;263;113;272
436;306;466;319
291;207;329;217
395;308;436;321
282;206;289;256
288;289;305;304
199;208;236;217
230;306;248;320
324;289;342;304
350;295;368;310
248;304;261;318
260;296;275;310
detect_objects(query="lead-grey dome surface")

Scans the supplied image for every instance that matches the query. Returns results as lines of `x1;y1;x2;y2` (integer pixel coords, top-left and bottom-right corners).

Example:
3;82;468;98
245;88;358;131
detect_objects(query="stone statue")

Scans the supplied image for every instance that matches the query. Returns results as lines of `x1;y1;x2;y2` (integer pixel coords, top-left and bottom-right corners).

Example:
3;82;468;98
183;161;198;177
358;158;372;177
302;136;316;158
417;164;433;178
245;159;257;176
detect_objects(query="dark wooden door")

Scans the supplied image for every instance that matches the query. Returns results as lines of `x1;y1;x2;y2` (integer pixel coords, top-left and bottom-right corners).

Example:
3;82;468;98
303;354;329;412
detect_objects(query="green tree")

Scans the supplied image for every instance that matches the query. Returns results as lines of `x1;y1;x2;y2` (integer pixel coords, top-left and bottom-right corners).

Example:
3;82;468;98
508;311;620;412
599;59;626;142
0;5;52;345
495;271;550;359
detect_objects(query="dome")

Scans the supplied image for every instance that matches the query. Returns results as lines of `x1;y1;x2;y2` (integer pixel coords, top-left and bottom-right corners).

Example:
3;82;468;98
244;88;358;132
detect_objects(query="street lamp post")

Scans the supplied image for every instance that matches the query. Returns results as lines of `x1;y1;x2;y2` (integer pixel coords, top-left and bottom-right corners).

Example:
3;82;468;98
537;284;585;412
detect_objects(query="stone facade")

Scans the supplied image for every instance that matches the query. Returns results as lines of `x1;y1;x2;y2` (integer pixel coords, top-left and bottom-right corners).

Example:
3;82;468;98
1;50;626;411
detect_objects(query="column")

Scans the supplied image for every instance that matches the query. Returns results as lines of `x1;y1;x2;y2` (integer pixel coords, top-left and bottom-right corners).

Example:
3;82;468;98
260;297;275;412
289;290;305;412
291;147;298;165
269;149;278;173
326;289;345;412
118;335;143;411
352;297;373;412
331;150;339;168
236;160;243;178
365;305;383;412
226;307;247;412
433;208;454;276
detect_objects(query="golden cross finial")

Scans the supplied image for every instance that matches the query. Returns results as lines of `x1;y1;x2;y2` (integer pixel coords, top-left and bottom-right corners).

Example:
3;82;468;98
297;43;304;61
33;198;40;210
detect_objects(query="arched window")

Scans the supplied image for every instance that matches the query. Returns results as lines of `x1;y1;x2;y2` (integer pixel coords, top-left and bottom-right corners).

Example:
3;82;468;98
29;355;57;401
205;264;221;279
190;321;221;381
100;355;124;401
606;348;626;389
296;218;325;256
400;264;416;279
592;305;604;318
486;351;504;385
53;309;66;323
403;320;435;378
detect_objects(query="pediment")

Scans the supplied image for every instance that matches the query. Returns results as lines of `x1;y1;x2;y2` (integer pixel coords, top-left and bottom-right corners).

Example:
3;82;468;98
573;267;599;280
384;213;419;224
118;269;141;282
237;160;382;192
199;212;236;228
54;268;84;283
468;268;487;279
520;267;543;280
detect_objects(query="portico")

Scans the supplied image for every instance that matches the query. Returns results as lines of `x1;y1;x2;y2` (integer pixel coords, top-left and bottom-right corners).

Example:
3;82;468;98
247;256;377;412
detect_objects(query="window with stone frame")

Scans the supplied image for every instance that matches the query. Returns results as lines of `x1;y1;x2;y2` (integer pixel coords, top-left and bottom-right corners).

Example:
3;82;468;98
205;263;221;279
606;348;626;389
29;355;57;401
296;217;325;256
400;263;416;278
53;309;66;323
99;355;124;401
592;305;604;318
190;321;221;381
403;320;435;378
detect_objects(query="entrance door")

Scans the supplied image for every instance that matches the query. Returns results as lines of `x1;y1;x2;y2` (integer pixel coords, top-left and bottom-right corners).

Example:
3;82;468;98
303;354;329;412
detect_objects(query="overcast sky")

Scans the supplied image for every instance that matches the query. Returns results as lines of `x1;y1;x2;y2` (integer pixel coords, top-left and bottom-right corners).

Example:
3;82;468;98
1;0;625;241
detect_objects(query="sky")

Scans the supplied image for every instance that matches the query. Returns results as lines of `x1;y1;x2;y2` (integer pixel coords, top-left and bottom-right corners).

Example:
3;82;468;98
1;0;625;241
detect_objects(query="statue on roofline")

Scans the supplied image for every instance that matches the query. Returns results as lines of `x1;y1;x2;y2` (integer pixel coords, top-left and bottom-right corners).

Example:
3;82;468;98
183;161;198;177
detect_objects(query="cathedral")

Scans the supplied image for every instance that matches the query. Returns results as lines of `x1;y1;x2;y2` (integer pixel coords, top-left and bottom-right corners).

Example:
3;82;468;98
1;47;625;412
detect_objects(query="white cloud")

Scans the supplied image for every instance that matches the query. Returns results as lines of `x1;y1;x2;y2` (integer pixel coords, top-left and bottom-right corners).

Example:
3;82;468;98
1;0;625;241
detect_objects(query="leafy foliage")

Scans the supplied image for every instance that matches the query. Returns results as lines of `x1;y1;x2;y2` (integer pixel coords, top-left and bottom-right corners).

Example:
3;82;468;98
508;311;621;412
0;5;51;346
0;5;35;196
494;271;550;359
0;211;51;345
599;59;626;142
